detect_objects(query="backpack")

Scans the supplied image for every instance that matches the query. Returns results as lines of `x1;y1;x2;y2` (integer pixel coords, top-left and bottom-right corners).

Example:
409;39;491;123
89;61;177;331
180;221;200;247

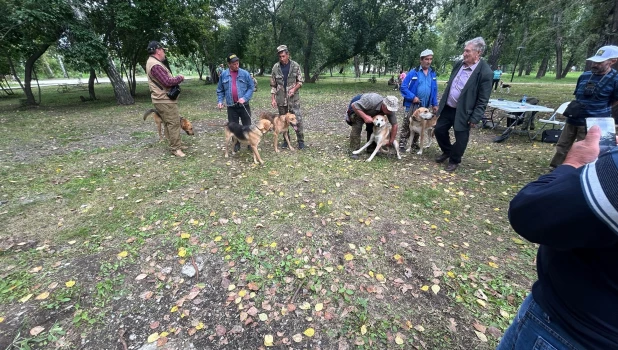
345;94;363;125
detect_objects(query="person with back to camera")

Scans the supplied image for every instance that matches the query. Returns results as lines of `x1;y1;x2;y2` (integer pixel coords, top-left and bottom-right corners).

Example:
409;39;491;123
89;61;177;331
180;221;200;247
497;125;618;350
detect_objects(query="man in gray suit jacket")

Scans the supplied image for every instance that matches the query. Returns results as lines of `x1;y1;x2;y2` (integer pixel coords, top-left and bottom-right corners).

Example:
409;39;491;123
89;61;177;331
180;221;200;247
435;37;493;172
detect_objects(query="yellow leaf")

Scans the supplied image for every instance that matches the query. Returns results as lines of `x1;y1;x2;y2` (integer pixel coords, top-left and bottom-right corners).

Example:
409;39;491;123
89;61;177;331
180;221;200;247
160;331;169;337
228;284;236;291
447;271;455;278
238;290;247;297
270;242;277;248
178;247;186;257
170;305;178;312
181;233;190;239
195;322;204;330
430;224;437;229
500;310;510;319
147;333;159;343
420;285;429;291
296;248;303;254
315;303;323;311
299;302;311;310
19;293;33;303
488;262;499;268
368;271;374;277
375;274;385;282
117;251;128;258
35;292;49;300
303;328;315;337
210;211;216;217
328;200;332;205
279;191;284;196
214;236;222;242
474;330;488;342
300;204;306;208
344;253;354;261
319;203;324;208
460;254;469;260
0;317;4;323
360;324;367;335
246;236;253;244
431;285;440;295
264;334;274;346
511;238;525;245
365;246;371;252
65;280;76;288
395;335;404;345
476;299;487;308
259;313;268;321
393;254;401;260
364;219;371;225
443;210;450;215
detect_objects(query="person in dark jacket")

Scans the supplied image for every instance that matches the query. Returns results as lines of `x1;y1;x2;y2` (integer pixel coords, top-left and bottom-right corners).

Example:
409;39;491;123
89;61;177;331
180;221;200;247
399;49;439;151
498;125;618;350
435;37;492;172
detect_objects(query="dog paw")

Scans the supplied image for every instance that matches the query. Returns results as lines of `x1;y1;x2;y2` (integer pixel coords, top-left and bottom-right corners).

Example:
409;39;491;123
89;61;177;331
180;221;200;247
416;150;422;155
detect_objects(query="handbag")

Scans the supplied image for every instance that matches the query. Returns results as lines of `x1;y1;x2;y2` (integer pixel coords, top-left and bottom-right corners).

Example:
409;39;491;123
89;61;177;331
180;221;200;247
167;85;181;100
541;129;562;143
562;100;583;119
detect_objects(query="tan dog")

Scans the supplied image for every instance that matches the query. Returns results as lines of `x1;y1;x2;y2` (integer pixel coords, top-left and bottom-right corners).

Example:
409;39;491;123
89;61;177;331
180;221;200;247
224;119;272;164
259;112;298;152
143;109;194;141
352;115;401;162
407;107;437;155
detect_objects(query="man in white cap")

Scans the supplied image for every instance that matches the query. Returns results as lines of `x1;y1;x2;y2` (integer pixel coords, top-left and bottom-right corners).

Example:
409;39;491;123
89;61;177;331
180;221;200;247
270;45;305;149
348;93;399;159
550;45;618;169
435;37;493;172
399;49;439;151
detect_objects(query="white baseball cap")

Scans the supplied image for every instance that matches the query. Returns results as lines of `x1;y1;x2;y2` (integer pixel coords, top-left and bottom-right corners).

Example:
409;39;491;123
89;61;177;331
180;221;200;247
587;45;618;62
420;49;434;58
382;96;399;112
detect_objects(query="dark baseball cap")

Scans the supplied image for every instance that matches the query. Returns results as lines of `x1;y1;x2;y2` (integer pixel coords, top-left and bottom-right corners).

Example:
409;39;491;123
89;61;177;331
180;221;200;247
147;41;165;54
227;53;239;63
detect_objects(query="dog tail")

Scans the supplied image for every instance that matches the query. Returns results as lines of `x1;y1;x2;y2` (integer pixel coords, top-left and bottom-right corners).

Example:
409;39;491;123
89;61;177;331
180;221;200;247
259;112;276;124
143;108;159;121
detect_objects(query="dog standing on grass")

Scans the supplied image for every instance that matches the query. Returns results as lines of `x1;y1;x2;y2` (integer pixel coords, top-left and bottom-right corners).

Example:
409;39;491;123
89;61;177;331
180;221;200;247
407;107;437;155
143;109;194;142
352;115;401;162
259;112;298;152
499;80;511;94
224;119;272;164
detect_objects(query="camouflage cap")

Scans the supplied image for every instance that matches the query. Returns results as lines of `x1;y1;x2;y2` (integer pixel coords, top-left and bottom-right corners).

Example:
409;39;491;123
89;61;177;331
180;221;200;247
382;96;399;112
277;45;288;53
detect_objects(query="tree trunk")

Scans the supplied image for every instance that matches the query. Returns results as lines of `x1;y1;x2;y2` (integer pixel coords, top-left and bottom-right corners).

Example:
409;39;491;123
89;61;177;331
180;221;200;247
24;44;50;106
554;12;564;79
518;62;525;76
560;55;575;78
354;56;361;78
88;67;97;100
303;24;316;83
7;55;25;91
488;29;506;68
339;66;344;74
536;54;549;78
525;63;532;75
57;55;69;78
104;55;134;105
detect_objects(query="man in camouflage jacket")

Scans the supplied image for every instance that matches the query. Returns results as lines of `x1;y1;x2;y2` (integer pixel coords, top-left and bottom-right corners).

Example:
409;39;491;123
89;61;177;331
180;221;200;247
270;45;305;149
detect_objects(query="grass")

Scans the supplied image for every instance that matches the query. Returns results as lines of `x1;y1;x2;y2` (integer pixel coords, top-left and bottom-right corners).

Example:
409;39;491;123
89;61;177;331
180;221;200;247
0;75;574;349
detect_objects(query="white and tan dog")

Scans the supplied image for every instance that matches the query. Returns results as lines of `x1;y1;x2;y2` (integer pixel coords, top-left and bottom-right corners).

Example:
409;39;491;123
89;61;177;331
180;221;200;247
407;107;437;155
352;115;401;162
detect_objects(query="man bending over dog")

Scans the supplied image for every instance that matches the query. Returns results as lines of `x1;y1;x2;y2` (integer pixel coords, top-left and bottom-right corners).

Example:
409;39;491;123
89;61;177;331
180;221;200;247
145;41;186;157
399;49;439;152
348;93;399;160
217;53;255;152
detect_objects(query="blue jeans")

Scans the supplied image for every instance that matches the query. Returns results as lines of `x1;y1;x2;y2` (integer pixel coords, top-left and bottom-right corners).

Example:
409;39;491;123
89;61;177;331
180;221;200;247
497;294;585;350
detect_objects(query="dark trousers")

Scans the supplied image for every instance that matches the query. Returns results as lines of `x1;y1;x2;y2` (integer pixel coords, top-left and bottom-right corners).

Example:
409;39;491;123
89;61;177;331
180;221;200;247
277;104;304;143
434;105;470;165
349;113;374;151
492;79;500;91
227;103;252;126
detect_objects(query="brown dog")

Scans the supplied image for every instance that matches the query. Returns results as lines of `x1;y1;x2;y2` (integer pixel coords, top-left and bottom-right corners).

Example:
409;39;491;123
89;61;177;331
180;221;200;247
259;112;298;152
143;109;194;141
352;115;401;162
224;119;272;164
407;107;437;155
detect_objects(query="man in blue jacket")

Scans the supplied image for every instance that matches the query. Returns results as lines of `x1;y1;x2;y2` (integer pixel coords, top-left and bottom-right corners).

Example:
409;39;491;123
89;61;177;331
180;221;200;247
498;125;618;349
399;49;438;152
217;53;255;152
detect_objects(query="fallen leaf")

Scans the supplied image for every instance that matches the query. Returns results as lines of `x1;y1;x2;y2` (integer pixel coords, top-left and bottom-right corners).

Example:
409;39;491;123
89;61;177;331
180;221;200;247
30;326;45;336
264;334;274;346
117;251;128;258
35;292;49;300
474;330;488;342
299;302;311;310
315;303;323;311
395;335;404;345
360;325;367;335
303;328;315;337
215;325;226;336
196;322;204;330
258;313;268;321
19;294;33;303
147;333;159;343
292;333;302;342
135;273;148;281
344;253;354;261
420;285;429;292
431;285;440;295
65;280;76;288
473;321;486;333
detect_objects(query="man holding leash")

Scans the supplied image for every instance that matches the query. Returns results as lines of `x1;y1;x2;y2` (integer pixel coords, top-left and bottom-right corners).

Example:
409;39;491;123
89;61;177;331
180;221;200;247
270;45;305;149
399;49;439;152
217;53;255;152
348;93;399;160
435;37;492;172
145;41;186;157
549;45;618;169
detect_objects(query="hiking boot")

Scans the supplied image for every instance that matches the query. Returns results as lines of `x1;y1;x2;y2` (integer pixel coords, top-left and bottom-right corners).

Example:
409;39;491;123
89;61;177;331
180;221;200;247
234;142;241;152
445;163;459;172
172;149;186;158
435;153;449;163
298;141;305;150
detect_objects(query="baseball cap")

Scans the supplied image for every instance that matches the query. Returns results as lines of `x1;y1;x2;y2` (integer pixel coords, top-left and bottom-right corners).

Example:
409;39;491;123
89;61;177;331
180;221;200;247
420;49;434;58
227;53;239;63
147;41;165;54
277;45;288;53
382;96;399;112
587;45;618;62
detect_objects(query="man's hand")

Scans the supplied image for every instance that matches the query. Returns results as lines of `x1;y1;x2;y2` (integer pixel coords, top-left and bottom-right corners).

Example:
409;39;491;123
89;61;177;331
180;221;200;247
238;98;246;105
271;98;277;108
362;115;373;124
432;106;438;113
413;97;420;104
217;102;223;110
288;88;295;97
563;125;601;168
177;74;184;81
